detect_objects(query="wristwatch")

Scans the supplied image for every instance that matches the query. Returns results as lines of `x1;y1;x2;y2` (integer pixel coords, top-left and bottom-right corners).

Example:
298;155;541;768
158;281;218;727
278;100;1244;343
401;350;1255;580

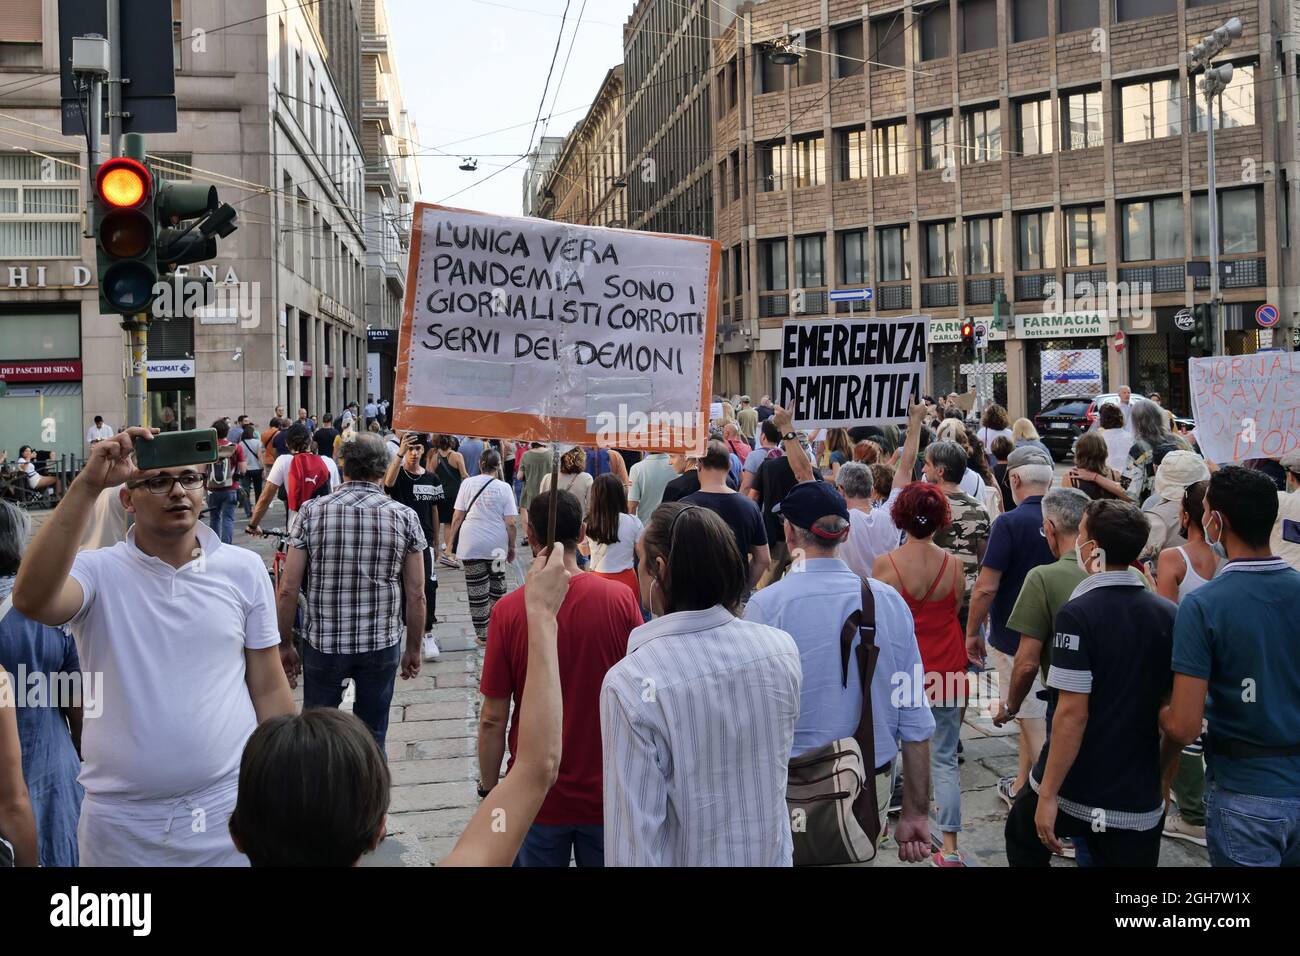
782;432;797;442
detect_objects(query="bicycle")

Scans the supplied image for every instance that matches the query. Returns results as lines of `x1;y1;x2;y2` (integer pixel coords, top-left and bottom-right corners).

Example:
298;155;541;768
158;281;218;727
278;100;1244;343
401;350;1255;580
260;526;307;653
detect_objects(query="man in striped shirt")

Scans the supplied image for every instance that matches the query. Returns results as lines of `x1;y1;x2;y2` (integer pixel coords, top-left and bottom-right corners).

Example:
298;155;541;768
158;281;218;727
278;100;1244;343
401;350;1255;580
600;503;801;866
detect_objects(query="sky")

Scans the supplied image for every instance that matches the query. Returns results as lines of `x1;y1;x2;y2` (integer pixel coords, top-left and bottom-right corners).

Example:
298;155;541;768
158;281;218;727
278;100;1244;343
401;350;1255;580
389;0;632;217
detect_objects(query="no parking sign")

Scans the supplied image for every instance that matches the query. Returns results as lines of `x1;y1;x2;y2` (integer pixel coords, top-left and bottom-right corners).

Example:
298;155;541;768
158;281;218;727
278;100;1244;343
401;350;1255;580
1256;303;1279;328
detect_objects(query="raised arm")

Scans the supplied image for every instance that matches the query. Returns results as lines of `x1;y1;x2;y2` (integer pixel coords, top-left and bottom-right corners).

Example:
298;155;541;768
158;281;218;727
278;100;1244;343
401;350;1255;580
13;427;155;625
442;547;568;866
892;402;929;491
771;406;813;483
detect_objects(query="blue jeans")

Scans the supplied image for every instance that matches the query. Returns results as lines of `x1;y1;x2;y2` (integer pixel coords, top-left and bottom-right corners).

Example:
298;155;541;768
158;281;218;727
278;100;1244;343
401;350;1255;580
207;487;238;544
930;703;963;833
514;824;604;867
301;641;401;751
1205;782;1300;867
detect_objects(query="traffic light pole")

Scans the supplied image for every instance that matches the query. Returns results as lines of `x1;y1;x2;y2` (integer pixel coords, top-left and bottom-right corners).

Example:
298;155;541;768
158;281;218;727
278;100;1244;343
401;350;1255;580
123;133;149;429
107;0;122;158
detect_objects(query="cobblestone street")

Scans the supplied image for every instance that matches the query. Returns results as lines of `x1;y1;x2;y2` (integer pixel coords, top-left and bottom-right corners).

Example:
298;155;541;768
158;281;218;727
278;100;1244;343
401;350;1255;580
29;502;1208;868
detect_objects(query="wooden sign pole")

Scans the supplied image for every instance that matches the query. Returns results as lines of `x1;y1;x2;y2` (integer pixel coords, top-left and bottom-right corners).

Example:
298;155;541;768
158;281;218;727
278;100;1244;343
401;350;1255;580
544;442;561;553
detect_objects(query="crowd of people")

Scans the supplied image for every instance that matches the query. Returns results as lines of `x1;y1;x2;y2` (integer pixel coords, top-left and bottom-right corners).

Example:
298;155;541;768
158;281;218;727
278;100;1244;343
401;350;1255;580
1;386;1299;870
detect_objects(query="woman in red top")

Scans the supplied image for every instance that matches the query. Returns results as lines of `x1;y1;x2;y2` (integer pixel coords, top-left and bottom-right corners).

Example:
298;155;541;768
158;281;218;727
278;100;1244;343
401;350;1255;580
872;482;970;867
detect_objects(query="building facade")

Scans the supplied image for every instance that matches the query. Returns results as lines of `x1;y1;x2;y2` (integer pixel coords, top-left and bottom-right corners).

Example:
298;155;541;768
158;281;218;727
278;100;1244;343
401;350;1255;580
360;0;420;406
711;0;1293;418
625;0;715;237
0;0;415;460
535;66;628;228
522;135;566;218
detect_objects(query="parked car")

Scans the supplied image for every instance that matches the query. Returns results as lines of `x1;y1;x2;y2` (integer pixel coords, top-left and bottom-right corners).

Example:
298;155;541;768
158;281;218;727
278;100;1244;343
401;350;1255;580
1034;393;1194;461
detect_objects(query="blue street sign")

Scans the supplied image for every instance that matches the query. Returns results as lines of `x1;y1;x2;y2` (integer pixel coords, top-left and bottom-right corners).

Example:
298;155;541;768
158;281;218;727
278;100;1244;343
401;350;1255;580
829;288;873;302
1256;303;1279;328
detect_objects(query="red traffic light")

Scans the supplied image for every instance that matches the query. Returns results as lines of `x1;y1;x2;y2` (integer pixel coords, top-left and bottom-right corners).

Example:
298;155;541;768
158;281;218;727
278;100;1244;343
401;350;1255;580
960;321;974;338
96;157;152;209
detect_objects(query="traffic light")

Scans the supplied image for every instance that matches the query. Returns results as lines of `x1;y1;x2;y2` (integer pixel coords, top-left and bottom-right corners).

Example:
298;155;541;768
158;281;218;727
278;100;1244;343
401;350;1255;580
1190;303;1212;356
93;157;158;315
155;181;220;268
960;319;976;355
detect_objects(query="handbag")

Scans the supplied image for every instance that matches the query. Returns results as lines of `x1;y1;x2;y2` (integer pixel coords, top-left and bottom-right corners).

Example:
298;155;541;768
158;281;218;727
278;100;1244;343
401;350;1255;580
786;580;881;866
451;477;494;553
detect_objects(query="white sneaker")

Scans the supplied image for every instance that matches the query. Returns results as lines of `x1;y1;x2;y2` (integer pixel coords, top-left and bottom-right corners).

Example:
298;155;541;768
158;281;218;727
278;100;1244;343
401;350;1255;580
421;634;441;661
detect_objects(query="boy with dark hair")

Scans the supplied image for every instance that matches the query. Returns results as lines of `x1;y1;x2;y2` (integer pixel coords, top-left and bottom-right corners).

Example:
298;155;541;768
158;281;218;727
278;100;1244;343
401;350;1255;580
1162;466;1300;866
1006;499;1178;867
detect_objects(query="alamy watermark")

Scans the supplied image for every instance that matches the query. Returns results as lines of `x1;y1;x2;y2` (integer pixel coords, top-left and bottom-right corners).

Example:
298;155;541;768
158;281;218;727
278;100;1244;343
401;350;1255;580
0;665;103;718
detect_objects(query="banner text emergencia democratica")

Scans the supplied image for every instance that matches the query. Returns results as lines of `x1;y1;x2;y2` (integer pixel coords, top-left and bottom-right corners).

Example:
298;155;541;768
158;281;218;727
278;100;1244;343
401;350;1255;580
779;317;927;426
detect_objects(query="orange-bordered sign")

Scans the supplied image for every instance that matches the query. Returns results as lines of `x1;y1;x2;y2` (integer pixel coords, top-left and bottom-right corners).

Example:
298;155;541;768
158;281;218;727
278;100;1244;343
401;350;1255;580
393;203;720;454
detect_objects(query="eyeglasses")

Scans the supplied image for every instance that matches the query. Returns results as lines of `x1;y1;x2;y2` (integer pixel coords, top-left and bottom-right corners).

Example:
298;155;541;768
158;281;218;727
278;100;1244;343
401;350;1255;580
127;471;206;494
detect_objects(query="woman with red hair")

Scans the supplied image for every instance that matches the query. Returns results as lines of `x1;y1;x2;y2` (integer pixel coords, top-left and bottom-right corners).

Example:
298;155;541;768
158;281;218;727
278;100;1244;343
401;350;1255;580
871;481;971;867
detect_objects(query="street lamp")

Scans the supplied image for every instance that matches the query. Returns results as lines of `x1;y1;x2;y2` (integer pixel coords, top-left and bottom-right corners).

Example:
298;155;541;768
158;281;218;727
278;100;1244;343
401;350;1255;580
1187;16;1243;356
767;36;804;66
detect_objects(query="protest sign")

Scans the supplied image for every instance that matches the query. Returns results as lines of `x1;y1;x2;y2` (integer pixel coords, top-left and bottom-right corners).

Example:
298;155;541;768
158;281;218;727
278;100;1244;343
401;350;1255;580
393;203;719;452
778;316;927;429
1188;352;1300;463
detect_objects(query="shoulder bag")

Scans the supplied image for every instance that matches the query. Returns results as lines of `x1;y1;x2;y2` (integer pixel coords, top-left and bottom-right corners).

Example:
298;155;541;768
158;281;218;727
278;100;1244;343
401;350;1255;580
451;477;494;553
786;580;882;866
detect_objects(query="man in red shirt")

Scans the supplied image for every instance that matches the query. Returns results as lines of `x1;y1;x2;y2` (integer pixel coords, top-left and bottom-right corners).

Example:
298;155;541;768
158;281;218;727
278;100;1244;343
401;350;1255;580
478;488;642;866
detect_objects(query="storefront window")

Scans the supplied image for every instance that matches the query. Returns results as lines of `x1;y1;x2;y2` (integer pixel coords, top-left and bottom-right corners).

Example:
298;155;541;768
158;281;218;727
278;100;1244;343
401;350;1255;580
0;312;82;457
149;388;196;433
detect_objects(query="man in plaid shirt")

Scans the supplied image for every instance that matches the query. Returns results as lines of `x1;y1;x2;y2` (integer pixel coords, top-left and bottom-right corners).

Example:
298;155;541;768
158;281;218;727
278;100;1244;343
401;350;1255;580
276;432;427;748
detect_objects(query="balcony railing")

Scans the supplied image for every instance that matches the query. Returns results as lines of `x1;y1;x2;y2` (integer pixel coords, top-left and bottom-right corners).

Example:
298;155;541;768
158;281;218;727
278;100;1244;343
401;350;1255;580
1014;272;1053;301
1118;263;1185;294
758;292;789;318
1064;268;1107;289
965;276;1004;305
921;280;958;308
875;283;911;310
1192;256;1266;290
791;290;827;315
362;98;393;134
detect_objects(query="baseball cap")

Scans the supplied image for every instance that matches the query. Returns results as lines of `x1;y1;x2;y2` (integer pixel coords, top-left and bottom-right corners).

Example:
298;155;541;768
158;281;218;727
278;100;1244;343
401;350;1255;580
773;481;850;531
1006;446;1052;469
1280;448;1300;474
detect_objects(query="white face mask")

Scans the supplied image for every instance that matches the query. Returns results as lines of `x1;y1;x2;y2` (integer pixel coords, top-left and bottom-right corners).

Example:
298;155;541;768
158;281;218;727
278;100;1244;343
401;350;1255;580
1205;511;1229;560
1076;540;1095;575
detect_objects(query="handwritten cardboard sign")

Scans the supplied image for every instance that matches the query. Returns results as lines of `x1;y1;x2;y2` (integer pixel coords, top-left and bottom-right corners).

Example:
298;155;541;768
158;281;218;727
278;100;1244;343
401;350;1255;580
778;316;927;428
393;204;719;452
1189;352;1300;463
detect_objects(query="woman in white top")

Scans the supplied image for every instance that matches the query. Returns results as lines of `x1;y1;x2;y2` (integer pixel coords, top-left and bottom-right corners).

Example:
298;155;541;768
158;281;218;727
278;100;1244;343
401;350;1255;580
15;446;60;496
1096;402;1134;474
580;474;642;606
977;405;1014;455
1156;479;1221;604
539;446;594;518
446;446;518;645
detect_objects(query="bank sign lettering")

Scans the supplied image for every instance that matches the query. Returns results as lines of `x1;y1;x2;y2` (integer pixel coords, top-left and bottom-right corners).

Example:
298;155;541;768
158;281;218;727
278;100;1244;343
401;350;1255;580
1014;311;1108;339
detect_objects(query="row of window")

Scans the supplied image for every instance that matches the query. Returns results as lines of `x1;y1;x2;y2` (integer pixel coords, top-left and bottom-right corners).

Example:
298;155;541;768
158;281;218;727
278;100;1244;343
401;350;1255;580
739;68;1254;193
731;187;1261;294
730;0;1234;101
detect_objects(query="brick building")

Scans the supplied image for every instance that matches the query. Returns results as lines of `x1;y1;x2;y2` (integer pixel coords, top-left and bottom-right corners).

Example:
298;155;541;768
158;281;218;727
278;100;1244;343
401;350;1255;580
710;0;1293;419
625;0;714;237
535;66;629;229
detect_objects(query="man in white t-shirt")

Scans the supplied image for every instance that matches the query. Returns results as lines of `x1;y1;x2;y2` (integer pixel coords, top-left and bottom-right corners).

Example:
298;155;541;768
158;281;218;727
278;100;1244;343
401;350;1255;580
86;416;114;445
11;427;295;866
247;423;340;535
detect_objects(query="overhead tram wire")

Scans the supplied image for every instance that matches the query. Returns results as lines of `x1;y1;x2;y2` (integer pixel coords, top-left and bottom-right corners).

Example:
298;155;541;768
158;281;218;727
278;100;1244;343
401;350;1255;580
436;0;573;205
